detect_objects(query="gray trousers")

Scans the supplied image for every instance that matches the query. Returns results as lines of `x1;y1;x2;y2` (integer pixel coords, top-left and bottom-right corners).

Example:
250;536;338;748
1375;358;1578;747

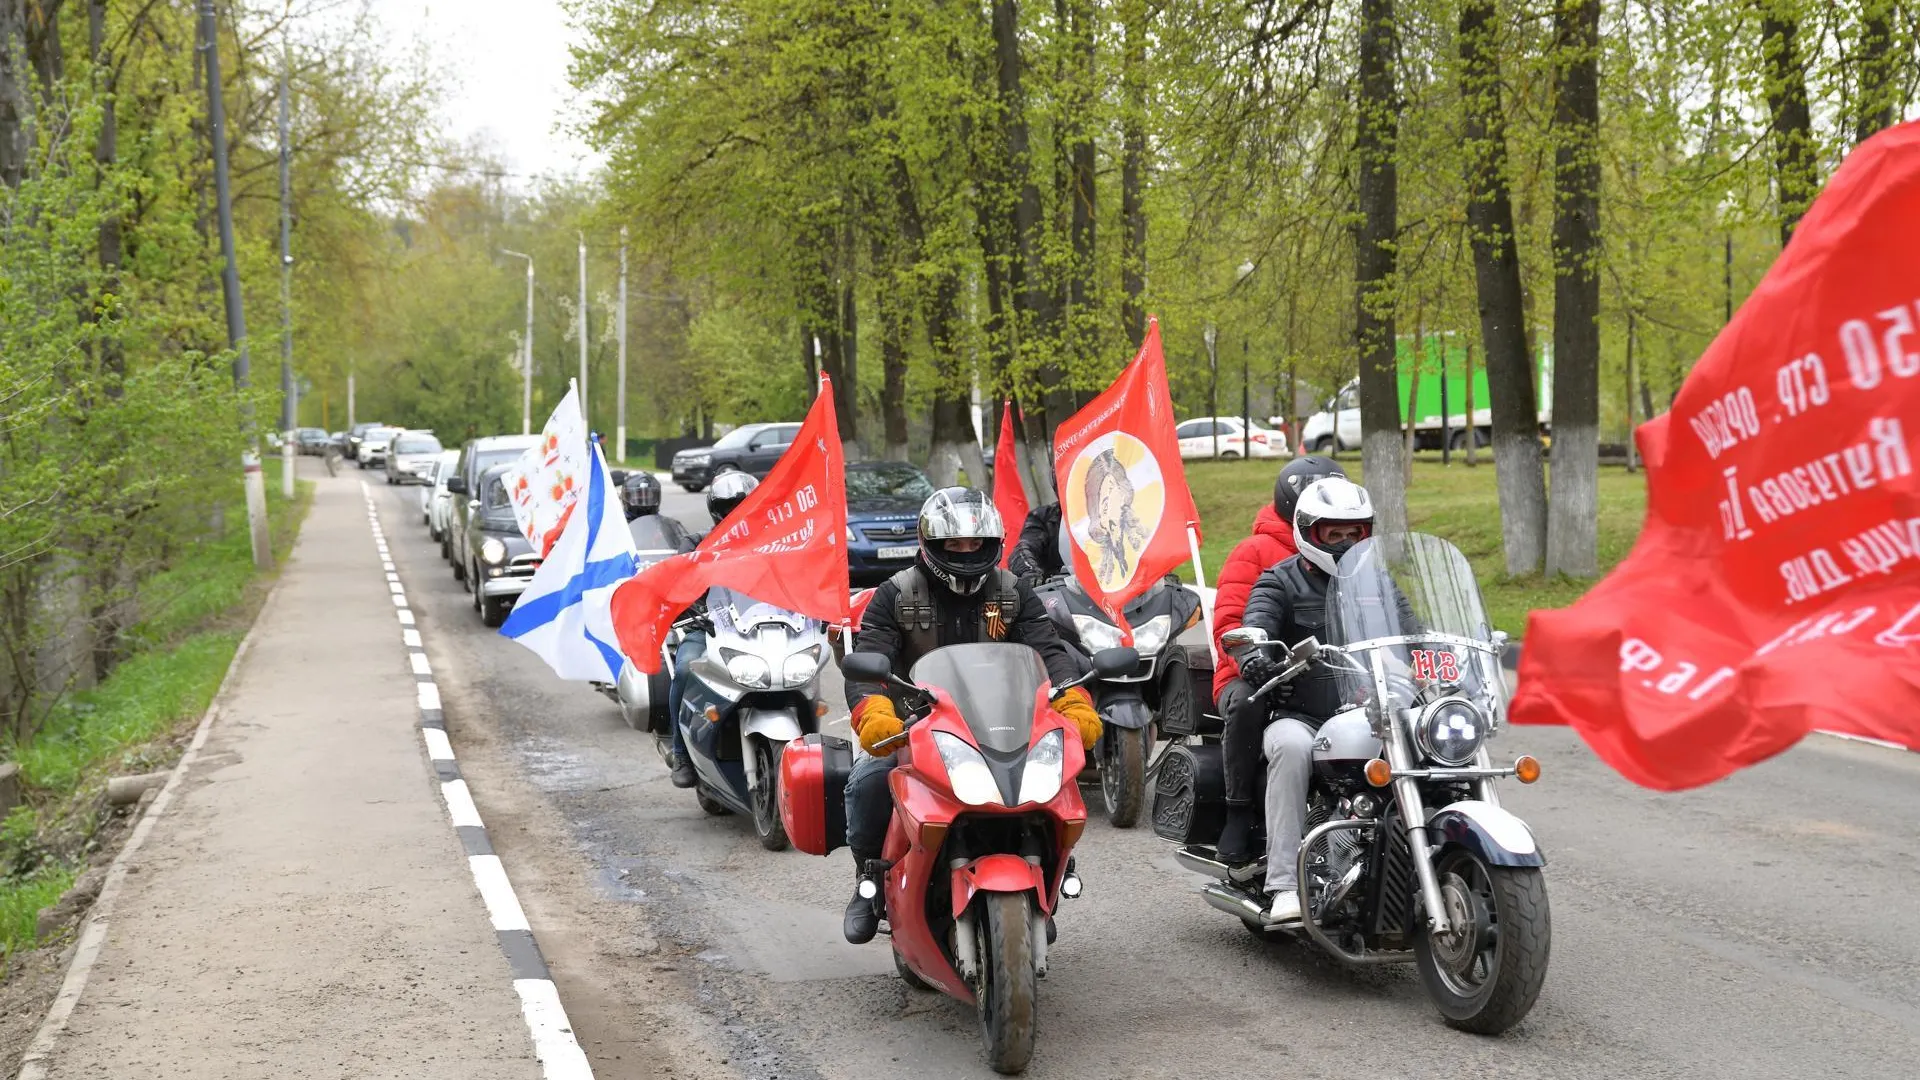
1262;717;1316;891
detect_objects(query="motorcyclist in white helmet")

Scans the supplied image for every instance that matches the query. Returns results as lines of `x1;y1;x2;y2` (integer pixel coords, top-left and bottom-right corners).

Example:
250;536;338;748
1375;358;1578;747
1225;477;1376;924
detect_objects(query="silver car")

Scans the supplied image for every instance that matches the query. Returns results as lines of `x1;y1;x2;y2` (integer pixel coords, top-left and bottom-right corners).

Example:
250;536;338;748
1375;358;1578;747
357;425;400;470
425;449;461;541
385;430;443;485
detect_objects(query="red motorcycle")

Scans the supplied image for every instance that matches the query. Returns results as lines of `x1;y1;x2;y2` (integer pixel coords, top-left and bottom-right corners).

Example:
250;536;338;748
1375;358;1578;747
782;641;1136;1074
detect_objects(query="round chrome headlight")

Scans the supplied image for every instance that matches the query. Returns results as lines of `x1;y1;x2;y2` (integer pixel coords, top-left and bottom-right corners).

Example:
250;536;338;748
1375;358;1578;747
480;538;508;566
1416;697;1486;766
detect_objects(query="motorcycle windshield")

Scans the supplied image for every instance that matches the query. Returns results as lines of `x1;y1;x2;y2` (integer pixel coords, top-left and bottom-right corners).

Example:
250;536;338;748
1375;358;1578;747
909;643;1047;754
1326;533;1505;719
708;587;811;634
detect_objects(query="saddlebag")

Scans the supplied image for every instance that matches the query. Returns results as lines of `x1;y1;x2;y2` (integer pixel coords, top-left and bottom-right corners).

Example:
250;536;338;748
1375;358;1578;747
1150;742;1227;845
778;733;854;856
1158;643;1223;738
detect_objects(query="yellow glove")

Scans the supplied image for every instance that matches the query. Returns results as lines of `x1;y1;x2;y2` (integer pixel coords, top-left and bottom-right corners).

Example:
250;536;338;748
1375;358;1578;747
1052;687;1103;750
852;696;904;755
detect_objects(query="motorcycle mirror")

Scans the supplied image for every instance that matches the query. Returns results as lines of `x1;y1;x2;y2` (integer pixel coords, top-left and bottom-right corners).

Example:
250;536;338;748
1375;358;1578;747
1289;637;1322;663
1221;627;1268;649
841;651;893;683
609;468;629;486
1090;647;1140;679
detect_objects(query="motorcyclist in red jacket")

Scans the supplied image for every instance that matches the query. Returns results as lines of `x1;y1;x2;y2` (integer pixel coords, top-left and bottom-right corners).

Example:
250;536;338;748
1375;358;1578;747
1210;456;1347;704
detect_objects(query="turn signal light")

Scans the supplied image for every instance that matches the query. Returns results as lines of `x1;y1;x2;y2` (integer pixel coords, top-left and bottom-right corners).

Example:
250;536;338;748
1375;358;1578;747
919;821;949;851
703;705;722;725
1514;755;1541;784
1363;758;1393;787
815;700;830;718
1060;818;1087;849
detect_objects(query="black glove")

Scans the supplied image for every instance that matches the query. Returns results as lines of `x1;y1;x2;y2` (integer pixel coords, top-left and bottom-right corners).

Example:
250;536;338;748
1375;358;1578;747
1239;652;1281;690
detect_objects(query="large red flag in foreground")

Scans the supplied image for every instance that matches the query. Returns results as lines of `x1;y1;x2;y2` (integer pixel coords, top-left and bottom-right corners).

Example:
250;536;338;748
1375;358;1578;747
1511;121;1920;789
1053;320;1201;630
610;381;850;673
993;401;1031;567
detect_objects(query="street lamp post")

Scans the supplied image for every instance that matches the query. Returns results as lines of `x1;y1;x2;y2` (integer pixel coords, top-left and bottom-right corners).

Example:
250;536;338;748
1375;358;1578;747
1236;260;1255;455
501;249;534;434
577;233;589;429
616;227;628;464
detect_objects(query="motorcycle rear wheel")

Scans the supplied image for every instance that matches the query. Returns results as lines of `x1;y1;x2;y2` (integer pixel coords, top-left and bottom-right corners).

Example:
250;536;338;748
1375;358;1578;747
750;739;790;851
1413;848;1550;1035
975;892;1037;1074
1101;727;1147;828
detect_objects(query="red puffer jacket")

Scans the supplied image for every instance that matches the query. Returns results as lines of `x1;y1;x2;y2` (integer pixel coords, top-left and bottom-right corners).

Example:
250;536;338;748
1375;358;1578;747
1211;505;1299;700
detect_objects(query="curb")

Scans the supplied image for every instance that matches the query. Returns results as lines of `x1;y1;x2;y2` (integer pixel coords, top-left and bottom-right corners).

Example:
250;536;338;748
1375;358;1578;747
16;578;283;1080
361;483;595;1080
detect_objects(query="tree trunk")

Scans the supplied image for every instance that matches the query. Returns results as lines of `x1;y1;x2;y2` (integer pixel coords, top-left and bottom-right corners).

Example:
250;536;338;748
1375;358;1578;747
835;229;860;452
1354;0;1405;538
1759;4;1817;246
1458;0;1544;572
1119;0;1148;347
1546;0;1601;579
990;0;1063;429
23;0;62;104
1064;0;1096;377
91;0;122;387
0;1;28;189
1855;0;1898;145
1463;341;1478;467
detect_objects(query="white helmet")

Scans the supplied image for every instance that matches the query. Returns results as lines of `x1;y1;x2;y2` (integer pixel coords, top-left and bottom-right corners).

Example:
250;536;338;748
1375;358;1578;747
1293;477;1374;575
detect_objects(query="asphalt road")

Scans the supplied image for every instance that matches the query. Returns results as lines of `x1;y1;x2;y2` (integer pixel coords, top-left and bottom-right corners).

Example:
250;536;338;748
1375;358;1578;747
375;476;1920;1080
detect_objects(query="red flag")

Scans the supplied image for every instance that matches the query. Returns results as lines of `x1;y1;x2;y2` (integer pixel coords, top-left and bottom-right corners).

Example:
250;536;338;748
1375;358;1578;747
993;401;1031;567
1510;120;1920;788
610;381;851;673
1052;320;1202;630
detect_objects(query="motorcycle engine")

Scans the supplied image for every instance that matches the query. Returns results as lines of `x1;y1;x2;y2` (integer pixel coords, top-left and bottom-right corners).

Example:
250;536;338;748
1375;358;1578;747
1305;795;1367;916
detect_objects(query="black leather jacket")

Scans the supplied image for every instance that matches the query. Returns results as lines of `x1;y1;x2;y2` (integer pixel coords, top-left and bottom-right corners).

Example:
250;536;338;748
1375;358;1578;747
1007;503;1065;587
847;566;1079;711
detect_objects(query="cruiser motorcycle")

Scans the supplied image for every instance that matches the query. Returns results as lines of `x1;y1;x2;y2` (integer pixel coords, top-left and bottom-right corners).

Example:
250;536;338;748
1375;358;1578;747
1153;532;1550;1033
1034;575;1203;828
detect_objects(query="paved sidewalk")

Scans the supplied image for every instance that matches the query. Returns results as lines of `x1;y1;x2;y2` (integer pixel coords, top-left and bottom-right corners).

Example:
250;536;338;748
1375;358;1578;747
24;470;542;1079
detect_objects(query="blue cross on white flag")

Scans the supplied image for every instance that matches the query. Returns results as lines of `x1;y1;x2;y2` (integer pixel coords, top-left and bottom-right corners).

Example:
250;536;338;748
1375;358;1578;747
499;442;637;681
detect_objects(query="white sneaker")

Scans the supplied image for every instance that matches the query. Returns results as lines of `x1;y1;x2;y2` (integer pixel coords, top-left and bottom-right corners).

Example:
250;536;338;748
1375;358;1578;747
1265;889;1302;925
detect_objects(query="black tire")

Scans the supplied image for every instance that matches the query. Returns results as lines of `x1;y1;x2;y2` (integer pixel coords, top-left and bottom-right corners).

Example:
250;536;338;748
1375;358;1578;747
1448;428;1491;450
480;593;507;628
471;566;484;612
1101;727;1147;828
1413;849;1551;1035
975;892;1037;1074
439;535;451;562
750;738;790;852
1220;449;1240;459
453;553;466;583
894;947;933;991
681;483;704;494
1311;436;1334;454
695;787;732;816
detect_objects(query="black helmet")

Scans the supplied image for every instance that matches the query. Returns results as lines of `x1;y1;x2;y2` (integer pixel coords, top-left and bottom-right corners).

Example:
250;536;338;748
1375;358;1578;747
916;487;1004;596
1273;455;1347;524
621;472;662;520
706;469;759;525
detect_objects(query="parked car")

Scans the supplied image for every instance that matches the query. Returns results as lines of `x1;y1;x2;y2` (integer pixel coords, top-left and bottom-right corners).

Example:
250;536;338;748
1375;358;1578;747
673;421;800;491
356;426;401;469
1173;416;1286;460
385;430;444;485
845;461;935;585
422;447;458;530
444;434;542;579
345;421;385;460
461;464;538;628
294;427;331;455
628;513;697;563
670;443;715;492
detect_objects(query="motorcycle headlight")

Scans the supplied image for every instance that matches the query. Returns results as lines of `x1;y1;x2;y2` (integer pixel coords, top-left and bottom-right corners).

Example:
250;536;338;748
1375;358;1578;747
1015;729;1065;805
480;538;508;566
1071;614;1125;652
781;646;823;687
722;650;772;689
1130;615;1173;654
1416;697;1486;766
934;731;1003;806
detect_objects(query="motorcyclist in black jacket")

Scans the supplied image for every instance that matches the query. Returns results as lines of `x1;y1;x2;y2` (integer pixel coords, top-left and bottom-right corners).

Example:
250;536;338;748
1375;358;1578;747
663;471;761;788
621;471;662;521
1217;476;1376;925
839;488;1100;944
1007;502;1065;587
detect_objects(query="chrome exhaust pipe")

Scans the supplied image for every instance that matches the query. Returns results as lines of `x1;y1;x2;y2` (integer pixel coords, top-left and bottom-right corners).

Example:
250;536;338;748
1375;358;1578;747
1175;847;1231;879
1202;882;1269;923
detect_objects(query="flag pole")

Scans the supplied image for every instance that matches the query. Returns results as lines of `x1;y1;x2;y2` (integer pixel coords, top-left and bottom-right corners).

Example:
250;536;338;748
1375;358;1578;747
1186;524;1219;666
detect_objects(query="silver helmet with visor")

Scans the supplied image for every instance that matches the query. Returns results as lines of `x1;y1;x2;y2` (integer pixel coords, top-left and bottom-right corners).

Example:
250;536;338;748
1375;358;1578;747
917;487;1005;595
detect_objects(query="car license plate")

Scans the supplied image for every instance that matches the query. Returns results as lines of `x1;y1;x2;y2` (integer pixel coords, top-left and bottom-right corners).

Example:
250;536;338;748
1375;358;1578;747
877;545;918;560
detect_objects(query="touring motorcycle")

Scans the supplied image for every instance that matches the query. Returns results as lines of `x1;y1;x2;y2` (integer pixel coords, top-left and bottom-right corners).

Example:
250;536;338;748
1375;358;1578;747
781;642;1137;1074
1153;532;1550;1033
1034;574;1203;827
617;586;831;850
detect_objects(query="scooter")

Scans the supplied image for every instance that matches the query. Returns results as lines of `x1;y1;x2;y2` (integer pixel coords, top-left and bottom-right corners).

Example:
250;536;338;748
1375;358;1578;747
782;642;1137;1074
1034;575;1202;827
637;586;829;850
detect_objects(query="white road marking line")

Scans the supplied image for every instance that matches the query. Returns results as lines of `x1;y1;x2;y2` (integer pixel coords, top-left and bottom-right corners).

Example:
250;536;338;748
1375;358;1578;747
391;593;408;607
513;980;596;1080
387;572;401;583
441;779;484;829
422;727;455;761
389;581;406;594
469;855;532;931
398;609;415;626
403;628;422;647
410;651;433;676
418;681;441;711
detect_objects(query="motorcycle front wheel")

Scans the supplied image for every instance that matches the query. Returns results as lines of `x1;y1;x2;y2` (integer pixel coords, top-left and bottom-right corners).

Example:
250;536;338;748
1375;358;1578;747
1412;847;1551;1034
1100;727;1148;828
975;891;1037;1074
750;738;790;852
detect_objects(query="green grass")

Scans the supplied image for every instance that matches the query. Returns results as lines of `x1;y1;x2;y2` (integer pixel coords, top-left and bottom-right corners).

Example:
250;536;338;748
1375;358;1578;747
1183;455;1649;634
0;864;73;959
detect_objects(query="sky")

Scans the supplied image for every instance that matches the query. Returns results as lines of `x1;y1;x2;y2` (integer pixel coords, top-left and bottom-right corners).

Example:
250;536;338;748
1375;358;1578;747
356;0;603;184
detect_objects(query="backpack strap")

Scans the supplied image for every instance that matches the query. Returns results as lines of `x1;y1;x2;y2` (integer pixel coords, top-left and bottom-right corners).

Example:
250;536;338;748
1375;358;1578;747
889;566;940;662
